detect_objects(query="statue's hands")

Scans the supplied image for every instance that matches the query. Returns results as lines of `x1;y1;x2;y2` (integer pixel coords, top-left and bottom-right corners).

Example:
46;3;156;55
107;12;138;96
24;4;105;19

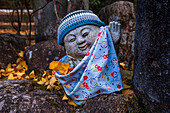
106;21;121;44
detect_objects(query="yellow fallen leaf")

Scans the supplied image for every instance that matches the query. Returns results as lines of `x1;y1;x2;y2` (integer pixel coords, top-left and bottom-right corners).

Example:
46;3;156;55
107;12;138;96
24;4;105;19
24;46;28;50
0;69;5;73
42;71;51;77
6;68;14;73
8;74;14;80
34;78;38;82
16;58;22;63
12;64;17;67
18;51;23;57
25;75;30;79
59;68;67;75
120;62;128;69
7;63;11;69
42;78;47;83
47;85;52;91
42;71;47;77
68;99;78;107
55;80;61;85
29;70;35;78
62;93;69;100
120;62;125;67
123;83;131;89
49;61;59;70
6;63;14;73
49;61;72;75
68;67;74;73
62;62;70;70
37;81;45;85
16;64;23;70
45;82;49;86
20;69;26;73
53;85;61;90
31;40;36;45
50;76;57;85
20;61;28;71
15;72;26;79
122;89;134;96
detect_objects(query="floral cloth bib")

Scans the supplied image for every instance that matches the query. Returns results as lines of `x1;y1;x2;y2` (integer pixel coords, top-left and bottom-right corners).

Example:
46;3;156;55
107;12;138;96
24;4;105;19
55;27;123;105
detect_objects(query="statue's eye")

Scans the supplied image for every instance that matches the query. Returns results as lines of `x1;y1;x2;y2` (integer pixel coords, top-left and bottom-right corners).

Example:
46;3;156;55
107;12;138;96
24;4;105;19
81;28;90;37
67;35;76;42
70;38;75;42
82;32;89;37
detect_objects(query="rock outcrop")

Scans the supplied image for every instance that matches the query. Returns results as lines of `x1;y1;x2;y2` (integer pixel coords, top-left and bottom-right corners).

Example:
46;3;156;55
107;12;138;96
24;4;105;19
23;39;66;72
0;33;26;68
0;80;129;113
0;80;71;113
98;1;136;70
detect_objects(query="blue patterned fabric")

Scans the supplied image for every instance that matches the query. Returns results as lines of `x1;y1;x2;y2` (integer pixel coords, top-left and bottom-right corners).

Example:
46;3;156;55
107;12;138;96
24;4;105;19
57;10;105;45
55;27;123;105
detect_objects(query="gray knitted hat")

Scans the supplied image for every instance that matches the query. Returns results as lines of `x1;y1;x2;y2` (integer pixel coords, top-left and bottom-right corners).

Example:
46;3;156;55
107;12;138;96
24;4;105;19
57;10;105;45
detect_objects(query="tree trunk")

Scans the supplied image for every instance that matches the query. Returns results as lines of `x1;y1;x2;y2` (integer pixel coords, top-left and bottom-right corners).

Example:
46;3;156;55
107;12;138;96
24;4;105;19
33;0;67;43
133;0;169;112
70;0;89;12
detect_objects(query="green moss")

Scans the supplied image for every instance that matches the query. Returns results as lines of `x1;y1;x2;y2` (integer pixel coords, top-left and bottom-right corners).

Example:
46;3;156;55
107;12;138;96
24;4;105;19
37;85;46;90
125;95;150;113
27;81;46;93
86;99;92;104
18;81;29;87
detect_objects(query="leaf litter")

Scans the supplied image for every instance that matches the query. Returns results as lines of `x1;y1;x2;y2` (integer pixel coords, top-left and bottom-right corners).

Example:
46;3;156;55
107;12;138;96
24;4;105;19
0;50;134;107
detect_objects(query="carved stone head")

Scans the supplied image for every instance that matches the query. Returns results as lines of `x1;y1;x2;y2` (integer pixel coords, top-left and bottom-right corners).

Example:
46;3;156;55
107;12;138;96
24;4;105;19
63;25;99;59
57;10;105;59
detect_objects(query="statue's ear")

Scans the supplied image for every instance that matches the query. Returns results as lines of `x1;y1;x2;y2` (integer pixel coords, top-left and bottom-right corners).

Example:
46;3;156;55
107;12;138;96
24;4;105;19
63;44;69;55
63;43;66;52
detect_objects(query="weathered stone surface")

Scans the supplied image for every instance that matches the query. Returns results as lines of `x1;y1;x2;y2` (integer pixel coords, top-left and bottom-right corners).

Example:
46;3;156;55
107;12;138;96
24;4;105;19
133;0;169;112
0;80;72;113
81;93;128;113
23;39;65;72
0;33;26;68
33;0;68;43
0;80;129;113
98;1;136;70
69;0;89;12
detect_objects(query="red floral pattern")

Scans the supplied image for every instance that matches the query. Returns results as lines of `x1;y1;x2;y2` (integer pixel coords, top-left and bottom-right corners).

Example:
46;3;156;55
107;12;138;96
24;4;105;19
103;54;108;59
83;76;88;81
117;84;121;89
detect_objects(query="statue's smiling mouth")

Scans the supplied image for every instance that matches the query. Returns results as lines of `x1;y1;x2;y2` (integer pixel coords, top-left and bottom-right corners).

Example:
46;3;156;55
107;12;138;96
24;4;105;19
78;43;87;51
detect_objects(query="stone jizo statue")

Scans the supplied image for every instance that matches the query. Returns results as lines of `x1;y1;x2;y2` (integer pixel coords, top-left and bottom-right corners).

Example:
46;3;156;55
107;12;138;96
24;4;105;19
55;10;123;105
57;11;121;67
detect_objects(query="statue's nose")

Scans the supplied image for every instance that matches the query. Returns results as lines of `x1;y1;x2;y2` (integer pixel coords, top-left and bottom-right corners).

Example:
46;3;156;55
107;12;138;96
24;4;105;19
76;36;86;45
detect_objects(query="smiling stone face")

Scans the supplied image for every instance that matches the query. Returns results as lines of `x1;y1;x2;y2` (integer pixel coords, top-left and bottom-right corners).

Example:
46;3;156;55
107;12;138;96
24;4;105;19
64;25;99;60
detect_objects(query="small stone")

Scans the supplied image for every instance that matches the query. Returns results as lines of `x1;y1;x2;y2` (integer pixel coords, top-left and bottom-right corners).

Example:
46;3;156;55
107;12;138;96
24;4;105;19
0;100;5;110
23;39;65;72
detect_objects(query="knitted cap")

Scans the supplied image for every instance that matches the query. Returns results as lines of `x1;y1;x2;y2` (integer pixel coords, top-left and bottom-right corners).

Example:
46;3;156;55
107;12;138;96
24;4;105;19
57;10;105;45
